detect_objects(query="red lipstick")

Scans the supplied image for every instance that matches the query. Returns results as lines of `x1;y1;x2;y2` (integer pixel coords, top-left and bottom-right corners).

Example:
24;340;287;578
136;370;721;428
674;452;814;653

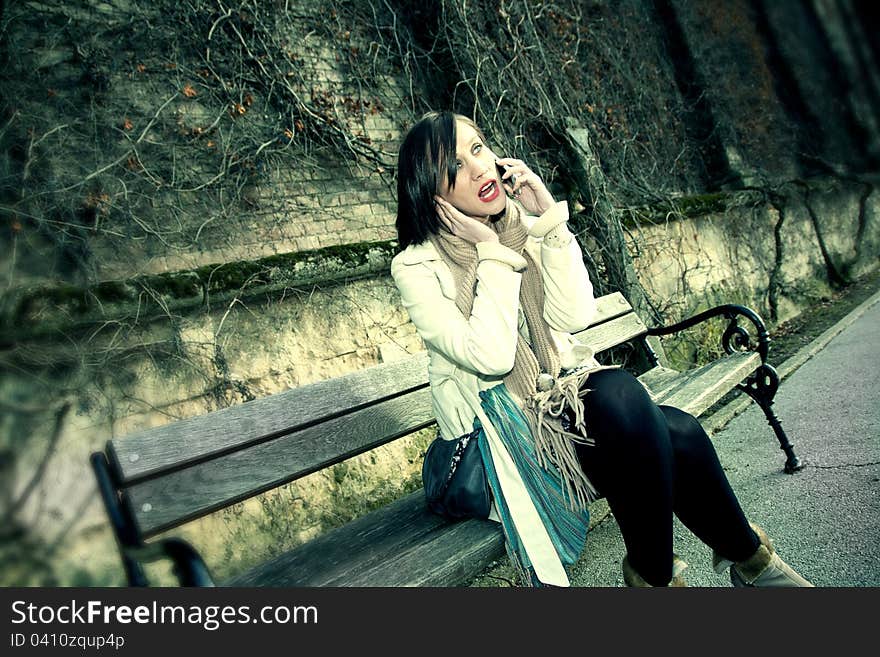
478;180;500;203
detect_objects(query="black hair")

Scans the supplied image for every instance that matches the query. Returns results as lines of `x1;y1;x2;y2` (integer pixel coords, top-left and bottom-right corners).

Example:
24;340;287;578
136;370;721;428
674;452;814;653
395;111;481;249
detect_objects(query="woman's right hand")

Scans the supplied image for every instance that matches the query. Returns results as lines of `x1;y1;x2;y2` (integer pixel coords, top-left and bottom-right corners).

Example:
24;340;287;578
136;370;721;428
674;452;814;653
434;196;499;244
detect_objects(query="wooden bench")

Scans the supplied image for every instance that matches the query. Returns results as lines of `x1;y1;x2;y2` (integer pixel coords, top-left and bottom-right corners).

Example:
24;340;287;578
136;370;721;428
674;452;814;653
90;292;802;586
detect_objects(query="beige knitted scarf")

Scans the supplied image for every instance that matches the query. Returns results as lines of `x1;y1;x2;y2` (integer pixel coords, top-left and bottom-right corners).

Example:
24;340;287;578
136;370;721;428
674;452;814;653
428;200;600;510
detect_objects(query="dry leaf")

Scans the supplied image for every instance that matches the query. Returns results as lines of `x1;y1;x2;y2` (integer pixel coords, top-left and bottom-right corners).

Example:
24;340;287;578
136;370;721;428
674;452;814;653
136;64;146;73
122;118;133;131
283;128;293;139
183;84;198;98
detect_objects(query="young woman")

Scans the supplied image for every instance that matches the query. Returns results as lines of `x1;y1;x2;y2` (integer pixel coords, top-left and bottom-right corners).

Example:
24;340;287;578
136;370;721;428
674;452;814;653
391;111;812;588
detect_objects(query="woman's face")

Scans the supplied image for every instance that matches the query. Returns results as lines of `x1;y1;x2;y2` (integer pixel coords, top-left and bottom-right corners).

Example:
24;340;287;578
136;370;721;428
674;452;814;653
438;120;507;221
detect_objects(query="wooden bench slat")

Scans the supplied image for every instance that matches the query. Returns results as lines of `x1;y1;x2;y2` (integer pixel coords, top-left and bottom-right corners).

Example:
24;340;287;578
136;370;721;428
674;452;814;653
341;521;503;587
127;388;435;537
640;351;761;417
224;490;505;587
637;365;685;397
113;351;432;482
573;311;647;352
590;291;634;324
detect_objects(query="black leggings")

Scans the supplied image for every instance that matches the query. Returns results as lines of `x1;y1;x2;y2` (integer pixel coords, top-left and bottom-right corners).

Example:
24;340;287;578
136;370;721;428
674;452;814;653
569;368;760;586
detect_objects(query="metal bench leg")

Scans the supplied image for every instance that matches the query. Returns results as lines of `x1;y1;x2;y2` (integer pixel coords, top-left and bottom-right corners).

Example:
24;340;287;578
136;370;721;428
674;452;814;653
91;452;150;585
737;364;803;474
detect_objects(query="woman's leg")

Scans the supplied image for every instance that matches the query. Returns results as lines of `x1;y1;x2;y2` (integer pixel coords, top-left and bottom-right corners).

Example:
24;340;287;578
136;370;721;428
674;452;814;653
572;368;676;586
571;368;760;585
658;405;760;562
658;405;811;586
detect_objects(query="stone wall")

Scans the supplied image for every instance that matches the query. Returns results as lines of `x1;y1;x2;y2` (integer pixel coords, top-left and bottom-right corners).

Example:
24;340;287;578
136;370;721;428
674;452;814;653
629;179;880;331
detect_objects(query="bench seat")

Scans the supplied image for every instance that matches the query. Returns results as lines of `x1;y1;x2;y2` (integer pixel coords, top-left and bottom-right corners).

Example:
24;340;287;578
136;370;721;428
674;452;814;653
226;490;503;586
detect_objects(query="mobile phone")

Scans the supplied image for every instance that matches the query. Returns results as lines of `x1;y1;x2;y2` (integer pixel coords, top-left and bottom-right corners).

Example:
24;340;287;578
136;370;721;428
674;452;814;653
496;162;516;194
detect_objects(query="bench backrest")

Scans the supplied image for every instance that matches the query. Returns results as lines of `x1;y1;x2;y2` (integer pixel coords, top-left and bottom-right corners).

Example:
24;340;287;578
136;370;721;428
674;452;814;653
108;292;646;539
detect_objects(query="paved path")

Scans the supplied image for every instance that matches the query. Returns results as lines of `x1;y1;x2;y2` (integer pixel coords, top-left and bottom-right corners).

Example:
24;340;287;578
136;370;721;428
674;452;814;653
566;293;880;587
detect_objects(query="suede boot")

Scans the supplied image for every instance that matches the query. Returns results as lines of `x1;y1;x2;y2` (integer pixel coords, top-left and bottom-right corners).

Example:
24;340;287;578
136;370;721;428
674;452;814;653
622;554;689;587
713;523;814;587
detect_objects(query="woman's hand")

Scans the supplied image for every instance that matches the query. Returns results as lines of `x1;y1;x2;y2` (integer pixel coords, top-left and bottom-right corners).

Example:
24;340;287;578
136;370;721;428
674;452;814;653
434;196;499;244
496;157;556;216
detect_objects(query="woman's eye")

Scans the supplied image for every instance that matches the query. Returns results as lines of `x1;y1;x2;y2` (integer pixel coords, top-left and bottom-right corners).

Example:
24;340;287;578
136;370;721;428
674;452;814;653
455;160;463;169
472;144;482;154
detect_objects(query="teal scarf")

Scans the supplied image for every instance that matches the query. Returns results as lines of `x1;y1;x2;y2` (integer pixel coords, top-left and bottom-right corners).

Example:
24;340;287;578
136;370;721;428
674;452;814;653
475;383;591;587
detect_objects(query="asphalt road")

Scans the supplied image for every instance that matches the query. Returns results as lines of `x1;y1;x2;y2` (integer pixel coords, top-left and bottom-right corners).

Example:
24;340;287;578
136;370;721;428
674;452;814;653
566;293;880;587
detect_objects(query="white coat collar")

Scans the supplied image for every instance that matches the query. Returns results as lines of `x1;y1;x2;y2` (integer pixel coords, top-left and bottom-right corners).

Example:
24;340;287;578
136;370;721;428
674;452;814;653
395;239;442;265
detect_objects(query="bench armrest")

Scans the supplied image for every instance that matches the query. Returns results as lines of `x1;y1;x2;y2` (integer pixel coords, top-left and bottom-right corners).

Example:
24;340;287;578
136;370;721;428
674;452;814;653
646;303;771;363
647;304;803;473
91;452;215;586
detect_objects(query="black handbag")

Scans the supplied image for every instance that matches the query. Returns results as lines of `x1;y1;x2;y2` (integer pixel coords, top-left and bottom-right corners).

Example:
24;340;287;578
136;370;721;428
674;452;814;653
422;427;491;520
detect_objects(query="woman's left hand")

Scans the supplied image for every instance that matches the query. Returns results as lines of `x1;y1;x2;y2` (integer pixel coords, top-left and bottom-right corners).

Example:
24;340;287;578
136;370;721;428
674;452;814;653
496;157;556;216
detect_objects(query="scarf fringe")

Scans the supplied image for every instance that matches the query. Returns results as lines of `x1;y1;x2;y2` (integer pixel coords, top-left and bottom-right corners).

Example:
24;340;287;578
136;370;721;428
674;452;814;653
524;366;618;511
